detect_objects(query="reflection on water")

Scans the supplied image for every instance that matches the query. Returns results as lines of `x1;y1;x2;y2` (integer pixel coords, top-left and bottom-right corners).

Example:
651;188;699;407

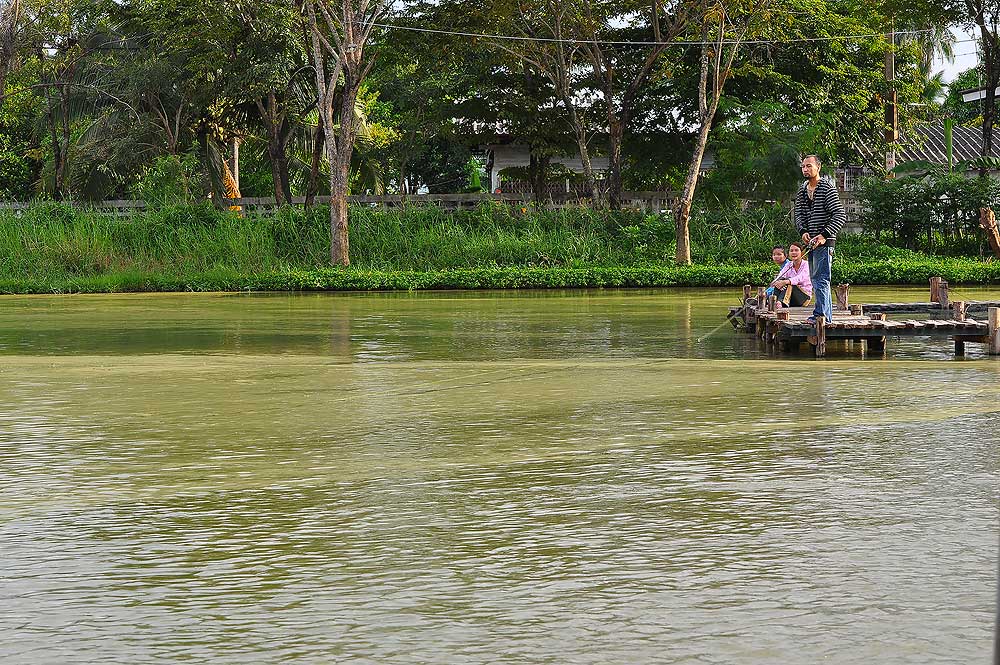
0;289;997;664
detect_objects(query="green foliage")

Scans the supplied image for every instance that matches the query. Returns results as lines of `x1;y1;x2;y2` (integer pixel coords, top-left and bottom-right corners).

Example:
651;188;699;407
129;153;208;204
0;134;33;199
700;104;804;204
6;258;1000;294
942;68;987;124
856;173;1000;252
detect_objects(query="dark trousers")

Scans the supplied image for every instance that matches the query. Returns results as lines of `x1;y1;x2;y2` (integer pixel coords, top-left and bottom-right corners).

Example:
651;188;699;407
776;285;811;307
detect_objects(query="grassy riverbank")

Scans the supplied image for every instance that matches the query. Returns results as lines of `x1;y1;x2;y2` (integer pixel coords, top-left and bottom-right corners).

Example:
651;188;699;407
2;202;998;293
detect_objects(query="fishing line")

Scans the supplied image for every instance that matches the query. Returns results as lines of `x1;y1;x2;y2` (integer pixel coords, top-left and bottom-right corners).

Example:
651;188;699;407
697;240;819;343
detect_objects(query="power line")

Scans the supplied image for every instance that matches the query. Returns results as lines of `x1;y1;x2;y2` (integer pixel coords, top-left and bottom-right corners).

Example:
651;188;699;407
372;22;932;47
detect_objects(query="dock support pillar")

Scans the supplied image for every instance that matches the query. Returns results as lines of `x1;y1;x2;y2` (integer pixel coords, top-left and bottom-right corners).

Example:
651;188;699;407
743;284;752;302
954;302;966;356
868;313;886;353
989;307;1000;356
776;311;790;351
815;315;827;357
939;280;949;311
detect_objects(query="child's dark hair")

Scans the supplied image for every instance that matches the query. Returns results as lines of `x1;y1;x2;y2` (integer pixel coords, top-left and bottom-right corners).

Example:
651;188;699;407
772;245;785;252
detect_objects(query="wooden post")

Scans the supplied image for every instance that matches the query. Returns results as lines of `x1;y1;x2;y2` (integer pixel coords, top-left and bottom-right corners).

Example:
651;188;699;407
938;280;949;310
815;315;826;357
777;311;789;321
835;284;850;310
868;313;886;353
767;294;777;312
953;301;966;321
930;276;941;303
989;307;1000;356
757;286;766;308
743;284;752;302
850;304;863;316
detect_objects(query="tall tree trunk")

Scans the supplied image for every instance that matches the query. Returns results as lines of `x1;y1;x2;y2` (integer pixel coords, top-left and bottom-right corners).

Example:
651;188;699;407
676;38;716;266
45;84;66;200
0;0;20;99
323;88;360;266
607;117;625;210
268;140;292;204
676;118;713;265
305;121;324;207
972;12;998;162
563;95;596;200
328;157;350;265
257;94;293;204
674;14;748;265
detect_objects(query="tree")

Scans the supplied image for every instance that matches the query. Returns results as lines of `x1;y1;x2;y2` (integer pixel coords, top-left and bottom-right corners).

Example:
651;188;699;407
896;0;997;156
0;0;22;95
942;67;986;123
962;0;1000;157
303;0;388;265
674;0;768;264
472;0;708;208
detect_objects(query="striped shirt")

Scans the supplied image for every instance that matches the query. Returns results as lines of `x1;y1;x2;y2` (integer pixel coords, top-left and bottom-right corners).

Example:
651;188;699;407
794;177;846;244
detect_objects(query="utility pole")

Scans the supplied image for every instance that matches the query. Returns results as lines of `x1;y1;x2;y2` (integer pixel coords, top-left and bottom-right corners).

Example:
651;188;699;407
885;24;898;173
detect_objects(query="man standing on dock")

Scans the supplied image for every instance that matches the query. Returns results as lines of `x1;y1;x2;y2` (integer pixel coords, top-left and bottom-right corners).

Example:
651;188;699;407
794;155;846;324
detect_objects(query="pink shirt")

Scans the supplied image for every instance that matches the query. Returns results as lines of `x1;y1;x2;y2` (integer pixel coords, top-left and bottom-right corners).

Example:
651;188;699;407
783;259;812;295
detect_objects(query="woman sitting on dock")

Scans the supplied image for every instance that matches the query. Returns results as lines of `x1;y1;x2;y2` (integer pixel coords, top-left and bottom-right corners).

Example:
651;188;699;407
771;242;812;307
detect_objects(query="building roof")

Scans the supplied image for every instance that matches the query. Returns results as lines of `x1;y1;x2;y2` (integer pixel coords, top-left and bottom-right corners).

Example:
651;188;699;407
893;123;984;164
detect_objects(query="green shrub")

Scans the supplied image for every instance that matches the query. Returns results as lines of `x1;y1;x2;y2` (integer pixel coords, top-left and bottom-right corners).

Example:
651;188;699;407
857;172;1000;254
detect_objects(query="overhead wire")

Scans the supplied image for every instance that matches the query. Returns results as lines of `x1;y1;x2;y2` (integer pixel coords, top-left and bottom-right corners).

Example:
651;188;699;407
371;22;933;47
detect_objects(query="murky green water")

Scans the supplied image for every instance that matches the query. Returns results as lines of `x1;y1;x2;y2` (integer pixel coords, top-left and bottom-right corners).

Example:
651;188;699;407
1;288;997;664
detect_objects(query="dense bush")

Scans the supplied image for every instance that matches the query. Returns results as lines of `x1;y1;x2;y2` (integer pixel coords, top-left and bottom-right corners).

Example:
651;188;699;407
4;258;1000;295
856;172;1000;254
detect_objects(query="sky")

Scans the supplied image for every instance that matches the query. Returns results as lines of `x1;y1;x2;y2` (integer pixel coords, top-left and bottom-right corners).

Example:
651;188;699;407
937;26;980;84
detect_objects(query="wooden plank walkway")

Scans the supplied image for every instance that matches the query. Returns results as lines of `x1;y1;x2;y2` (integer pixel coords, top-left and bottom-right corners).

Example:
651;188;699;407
861;301;1000;315
727;279;1000;357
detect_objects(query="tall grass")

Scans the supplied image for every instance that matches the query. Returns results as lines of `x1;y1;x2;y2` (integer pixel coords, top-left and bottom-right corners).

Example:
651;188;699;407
0;201;933;286
0;202;679;278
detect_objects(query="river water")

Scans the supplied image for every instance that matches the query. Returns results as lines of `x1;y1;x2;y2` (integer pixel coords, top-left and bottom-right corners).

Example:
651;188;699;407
0;288;997;664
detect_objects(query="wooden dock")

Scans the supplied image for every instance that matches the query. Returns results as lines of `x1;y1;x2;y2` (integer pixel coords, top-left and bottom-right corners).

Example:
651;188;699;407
728;279;1000;357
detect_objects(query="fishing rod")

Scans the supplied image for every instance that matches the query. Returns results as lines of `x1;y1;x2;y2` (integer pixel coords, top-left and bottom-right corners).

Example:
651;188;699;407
698;239;821;344
765;238;820;297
